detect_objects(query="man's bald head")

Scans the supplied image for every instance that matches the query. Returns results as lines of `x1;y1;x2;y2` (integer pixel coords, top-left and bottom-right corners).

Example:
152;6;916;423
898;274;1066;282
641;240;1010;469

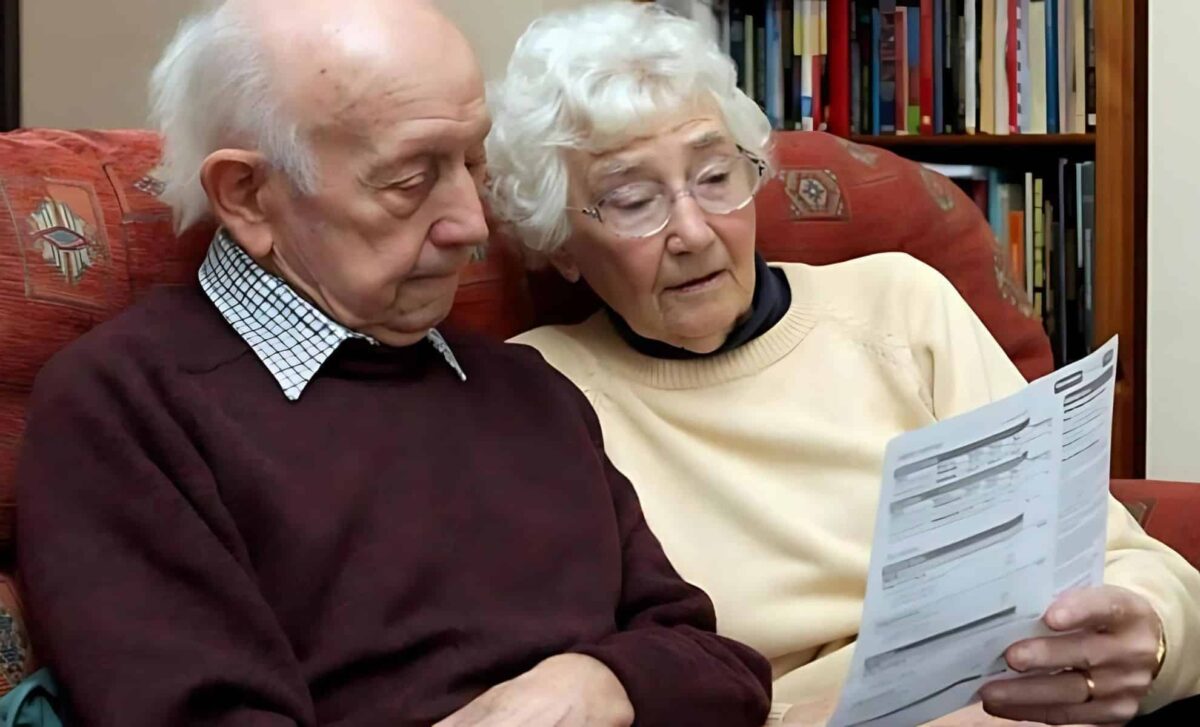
151;0;484;230
230;0;482;137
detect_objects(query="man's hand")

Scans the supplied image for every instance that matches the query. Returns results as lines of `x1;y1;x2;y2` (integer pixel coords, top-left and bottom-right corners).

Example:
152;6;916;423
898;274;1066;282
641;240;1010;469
433;653;634;727
979;585;1163;725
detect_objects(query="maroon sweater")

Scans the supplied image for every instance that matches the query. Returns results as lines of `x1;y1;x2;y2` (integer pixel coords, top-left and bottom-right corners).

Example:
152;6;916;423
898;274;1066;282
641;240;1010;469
16;285;771;727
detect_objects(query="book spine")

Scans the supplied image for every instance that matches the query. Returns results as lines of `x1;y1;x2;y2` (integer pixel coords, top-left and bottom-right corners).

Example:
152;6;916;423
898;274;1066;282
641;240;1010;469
994;0;1009;135
1009;209;1025;293
1045;0;1058;132
1029;0;1048;133
980;0;995;133
908;6;921;133
816;0;829;129
1055;158;1069;361
1019;0;1032;131
1024;171;1035;292
765;0;781;128
756;23;767;108
829;0;851;135
850;1;861;133
880;1;899;133
873;7;886;133
720;0;733;55
784;2;795;128
934;0;945;134
858;1;875;133
813;54;826;130
896;6;909;133
1007;0;1019;133
796;1;811;129
1075;158;1084;268
1085;0;1095;129
1033;177;1046;317
987;167;1003;241
1080;161;1095;349
1060;0;1070;130
965;0;977;133
1044;198;1056;352
1072;0;1085;133
921;0;936;134
744;12;757;99
731;5;747;94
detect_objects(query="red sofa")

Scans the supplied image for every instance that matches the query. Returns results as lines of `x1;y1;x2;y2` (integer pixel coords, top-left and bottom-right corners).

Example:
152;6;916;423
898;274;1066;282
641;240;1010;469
0;128;1195;696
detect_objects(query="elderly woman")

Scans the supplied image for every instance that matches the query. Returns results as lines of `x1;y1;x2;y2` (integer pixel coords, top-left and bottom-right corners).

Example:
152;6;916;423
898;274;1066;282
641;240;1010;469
486;3;1200;725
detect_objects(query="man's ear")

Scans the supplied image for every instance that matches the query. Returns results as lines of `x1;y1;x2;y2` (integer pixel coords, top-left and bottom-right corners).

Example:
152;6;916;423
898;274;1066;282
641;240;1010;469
200;149;275;260
548;246;582;283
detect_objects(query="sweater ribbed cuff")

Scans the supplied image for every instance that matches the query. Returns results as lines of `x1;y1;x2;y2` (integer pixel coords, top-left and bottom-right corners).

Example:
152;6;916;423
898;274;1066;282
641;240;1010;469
765;702;793;725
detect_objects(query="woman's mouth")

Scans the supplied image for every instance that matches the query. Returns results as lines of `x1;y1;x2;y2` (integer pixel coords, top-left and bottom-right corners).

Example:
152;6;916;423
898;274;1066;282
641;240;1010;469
666;270;726;294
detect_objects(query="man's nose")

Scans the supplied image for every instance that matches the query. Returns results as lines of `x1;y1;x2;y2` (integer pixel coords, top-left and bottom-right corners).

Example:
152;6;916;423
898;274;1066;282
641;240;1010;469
428;165;490;249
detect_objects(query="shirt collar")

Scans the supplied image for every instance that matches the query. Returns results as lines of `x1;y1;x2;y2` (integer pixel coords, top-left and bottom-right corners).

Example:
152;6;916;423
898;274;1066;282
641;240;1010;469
199;229;466;401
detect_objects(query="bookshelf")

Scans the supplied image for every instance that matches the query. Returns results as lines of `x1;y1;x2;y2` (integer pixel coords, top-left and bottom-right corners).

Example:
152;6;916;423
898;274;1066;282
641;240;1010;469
651;0;1147;477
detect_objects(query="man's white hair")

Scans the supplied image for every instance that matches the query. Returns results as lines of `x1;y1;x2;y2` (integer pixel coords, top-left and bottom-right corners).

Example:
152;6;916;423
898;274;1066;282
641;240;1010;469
149;1;319;232
485;1;773;253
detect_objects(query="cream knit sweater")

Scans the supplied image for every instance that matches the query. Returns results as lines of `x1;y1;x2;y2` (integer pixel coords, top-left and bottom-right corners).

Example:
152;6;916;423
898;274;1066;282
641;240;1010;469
512;253;1200;717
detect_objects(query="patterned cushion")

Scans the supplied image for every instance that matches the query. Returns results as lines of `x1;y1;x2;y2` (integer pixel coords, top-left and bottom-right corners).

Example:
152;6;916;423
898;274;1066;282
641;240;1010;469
755;132;1053;381
0;573;32;697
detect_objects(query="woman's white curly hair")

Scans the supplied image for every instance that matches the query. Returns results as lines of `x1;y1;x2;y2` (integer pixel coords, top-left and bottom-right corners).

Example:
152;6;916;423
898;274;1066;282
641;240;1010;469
149;1;319;233
485;1;773;253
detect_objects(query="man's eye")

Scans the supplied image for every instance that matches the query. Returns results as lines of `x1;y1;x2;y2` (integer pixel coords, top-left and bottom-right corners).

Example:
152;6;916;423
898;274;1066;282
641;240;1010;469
390;174;429;192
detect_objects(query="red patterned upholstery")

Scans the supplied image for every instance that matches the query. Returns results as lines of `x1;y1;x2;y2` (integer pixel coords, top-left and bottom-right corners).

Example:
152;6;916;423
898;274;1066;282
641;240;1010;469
0;128;1188;690
757;133;1053;381
1111;480;1200;570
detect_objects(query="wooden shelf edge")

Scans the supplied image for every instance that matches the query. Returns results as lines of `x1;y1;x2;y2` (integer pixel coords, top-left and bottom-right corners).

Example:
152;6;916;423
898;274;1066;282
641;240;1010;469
845;133;1096;147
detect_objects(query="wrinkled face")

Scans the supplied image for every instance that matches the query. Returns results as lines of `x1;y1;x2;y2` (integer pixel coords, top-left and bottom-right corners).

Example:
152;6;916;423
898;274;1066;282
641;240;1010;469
559;111;759;353
262;53;491;346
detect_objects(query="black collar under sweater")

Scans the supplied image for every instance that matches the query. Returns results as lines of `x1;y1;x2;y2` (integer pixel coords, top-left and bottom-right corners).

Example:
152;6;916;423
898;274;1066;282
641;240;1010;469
606;253;793;361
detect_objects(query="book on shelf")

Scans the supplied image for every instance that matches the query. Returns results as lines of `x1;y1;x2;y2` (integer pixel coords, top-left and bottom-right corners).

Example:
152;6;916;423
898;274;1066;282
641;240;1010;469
925;160;1096;366
673;0;1097;135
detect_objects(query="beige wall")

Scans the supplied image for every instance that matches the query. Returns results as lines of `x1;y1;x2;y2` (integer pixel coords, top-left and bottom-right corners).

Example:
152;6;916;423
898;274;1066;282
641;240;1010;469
20;0;205;129
436;0;596;81
1146;2;1200;481
19;0;594;129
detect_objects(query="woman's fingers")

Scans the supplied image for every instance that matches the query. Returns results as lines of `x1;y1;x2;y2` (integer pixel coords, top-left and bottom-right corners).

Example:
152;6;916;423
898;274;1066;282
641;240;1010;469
1044;586;1155;633
1005;630;1127;673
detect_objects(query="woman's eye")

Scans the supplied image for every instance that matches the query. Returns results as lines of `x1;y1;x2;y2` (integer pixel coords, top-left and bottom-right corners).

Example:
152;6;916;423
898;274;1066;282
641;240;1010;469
699;172;731;186
609;196;655;212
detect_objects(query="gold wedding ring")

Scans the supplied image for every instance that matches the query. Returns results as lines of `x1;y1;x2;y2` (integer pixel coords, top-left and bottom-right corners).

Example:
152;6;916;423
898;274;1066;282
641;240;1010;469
1082;672;1096;703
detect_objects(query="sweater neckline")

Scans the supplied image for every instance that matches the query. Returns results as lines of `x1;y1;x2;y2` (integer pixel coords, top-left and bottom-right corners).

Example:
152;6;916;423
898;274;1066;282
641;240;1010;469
583;266;819;390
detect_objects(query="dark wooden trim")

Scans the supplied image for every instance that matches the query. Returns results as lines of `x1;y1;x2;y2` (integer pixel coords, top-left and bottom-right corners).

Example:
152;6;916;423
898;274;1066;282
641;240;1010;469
1094;0;1147;478
0;0;18;131
1131;0;1149;479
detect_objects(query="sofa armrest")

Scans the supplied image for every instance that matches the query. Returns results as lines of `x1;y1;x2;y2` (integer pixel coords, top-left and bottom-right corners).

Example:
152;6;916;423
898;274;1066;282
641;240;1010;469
1111;479;1200;568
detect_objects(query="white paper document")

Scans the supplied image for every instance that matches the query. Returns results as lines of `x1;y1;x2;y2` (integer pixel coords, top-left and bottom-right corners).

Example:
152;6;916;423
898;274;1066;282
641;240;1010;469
829;337;1119;727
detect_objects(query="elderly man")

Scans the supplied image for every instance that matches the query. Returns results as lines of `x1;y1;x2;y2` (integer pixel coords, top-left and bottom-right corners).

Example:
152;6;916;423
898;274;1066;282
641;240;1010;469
13;1;772;725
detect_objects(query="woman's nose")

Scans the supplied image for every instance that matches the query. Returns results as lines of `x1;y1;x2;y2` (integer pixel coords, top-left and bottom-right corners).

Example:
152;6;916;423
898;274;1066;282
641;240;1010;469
665;195;717;254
